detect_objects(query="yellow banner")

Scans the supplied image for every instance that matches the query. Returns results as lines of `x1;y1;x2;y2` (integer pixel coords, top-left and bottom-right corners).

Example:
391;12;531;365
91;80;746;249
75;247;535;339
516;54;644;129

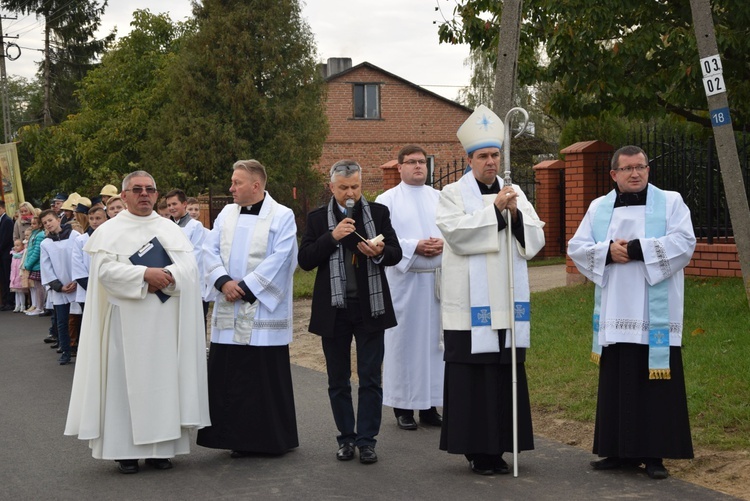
0;142;24;217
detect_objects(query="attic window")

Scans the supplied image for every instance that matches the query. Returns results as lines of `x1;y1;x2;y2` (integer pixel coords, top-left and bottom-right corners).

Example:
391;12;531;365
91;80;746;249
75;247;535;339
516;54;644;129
353;83;380;119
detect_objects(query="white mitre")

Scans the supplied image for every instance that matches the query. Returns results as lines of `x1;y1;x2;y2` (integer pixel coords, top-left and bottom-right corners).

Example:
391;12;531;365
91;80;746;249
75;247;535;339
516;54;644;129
456;104;505;155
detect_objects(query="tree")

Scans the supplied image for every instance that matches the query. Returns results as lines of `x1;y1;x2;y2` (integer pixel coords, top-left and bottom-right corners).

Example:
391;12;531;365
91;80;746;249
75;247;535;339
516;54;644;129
3;76;43;139
457;48;495;109
139;0;328;207
1;0;114;125
15;10;189;199
438;0;750;130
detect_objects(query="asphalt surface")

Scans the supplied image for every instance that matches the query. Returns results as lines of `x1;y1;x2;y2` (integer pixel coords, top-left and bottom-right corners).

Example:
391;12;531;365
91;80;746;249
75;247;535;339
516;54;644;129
0;305;739;501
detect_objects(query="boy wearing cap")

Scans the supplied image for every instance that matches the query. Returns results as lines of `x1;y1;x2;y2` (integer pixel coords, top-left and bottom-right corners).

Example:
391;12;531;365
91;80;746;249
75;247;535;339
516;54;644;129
436;105;545;475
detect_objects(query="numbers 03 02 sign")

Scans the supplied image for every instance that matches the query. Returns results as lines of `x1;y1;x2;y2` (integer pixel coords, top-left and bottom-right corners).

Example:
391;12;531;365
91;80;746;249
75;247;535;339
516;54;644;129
699;55;723;77
702;74;726;97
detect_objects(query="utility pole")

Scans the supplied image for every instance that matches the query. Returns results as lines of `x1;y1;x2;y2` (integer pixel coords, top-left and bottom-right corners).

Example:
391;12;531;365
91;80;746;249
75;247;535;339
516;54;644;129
491;0;523;119
0;13;19;143
689;0;750;306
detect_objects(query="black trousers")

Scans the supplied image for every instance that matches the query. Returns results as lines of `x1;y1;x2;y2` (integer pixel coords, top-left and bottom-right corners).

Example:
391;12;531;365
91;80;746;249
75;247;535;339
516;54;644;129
322;300;384;447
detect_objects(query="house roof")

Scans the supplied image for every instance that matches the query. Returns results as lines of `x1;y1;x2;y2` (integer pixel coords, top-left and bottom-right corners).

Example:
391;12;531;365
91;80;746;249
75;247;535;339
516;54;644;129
325;61;473;114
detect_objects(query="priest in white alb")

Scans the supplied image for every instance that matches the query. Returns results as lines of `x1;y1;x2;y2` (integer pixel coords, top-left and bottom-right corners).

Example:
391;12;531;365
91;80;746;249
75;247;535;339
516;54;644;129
196;159;299;458
375;145;445;431
568;145;695;480
436;105;545;476
65;171;211;475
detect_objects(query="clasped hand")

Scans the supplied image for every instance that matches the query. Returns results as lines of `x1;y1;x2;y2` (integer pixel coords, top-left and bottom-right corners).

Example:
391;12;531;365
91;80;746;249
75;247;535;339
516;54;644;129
494;187;518;219
220;280;245;302
609;239;630;263
144;267;175;293
416;237;443;257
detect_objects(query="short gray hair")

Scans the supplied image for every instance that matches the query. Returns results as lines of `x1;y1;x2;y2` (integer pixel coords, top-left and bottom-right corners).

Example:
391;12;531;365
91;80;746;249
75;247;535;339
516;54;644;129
233;159;267;186
329;160;362;183
122;170;156;192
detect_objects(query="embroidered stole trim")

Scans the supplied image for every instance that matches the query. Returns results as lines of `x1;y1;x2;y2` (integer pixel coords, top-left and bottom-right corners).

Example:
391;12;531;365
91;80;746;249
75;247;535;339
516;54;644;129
459;175;531;353
214;198;278;344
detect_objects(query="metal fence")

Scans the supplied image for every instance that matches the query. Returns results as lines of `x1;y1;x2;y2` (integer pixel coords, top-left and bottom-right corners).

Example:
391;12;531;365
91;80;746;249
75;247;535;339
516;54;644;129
432;158;537;206
601;128;750;244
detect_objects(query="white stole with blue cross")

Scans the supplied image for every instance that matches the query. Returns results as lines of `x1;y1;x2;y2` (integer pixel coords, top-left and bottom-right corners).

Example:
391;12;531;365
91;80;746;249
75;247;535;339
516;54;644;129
459;174;531;354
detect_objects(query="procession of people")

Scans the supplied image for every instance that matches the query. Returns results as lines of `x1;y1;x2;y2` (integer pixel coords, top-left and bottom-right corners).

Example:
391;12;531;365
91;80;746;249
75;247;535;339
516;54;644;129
1;105;700;483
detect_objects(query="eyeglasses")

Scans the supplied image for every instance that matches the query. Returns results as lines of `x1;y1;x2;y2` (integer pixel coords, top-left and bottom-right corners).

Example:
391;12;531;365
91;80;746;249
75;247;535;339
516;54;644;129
125;186;157;194
615;165;649;173
402;159;427;166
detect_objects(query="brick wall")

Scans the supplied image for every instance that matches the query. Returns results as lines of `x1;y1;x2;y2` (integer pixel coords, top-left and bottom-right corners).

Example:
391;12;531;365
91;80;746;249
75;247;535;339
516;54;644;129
316;65;470;193
538;140;744;282
686;241;741;277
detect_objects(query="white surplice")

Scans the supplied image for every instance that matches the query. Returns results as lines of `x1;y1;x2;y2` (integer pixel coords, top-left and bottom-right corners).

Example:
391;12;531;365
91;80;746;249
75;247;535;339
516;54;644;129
203;194;297;346
71;232;90;303
567;190;696;347
64;210;210;460
40;229;81;305
376;182;444;409
436;174;545;347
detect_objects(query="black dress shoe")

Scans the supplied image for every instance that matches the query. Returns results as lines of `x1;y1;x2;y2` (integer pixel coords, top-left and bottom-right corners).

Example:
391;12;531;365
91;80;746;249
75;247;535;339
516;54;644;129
116;460;139;474
645;459;668;479
50;343;60;349
358;445;378;464
419;410;443;427
230;450;253;458
336;442;355;461
469;460;494;475
43;336;58;344
396;415;418;430
591;457;624;470
145;458;173;470
493;456;510;474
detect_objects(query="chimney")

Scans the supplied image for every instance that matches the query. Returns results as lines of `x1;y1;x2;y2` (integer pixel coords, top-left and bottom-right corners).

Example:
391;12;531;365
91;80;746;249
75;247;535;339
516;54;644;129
325;57;352;78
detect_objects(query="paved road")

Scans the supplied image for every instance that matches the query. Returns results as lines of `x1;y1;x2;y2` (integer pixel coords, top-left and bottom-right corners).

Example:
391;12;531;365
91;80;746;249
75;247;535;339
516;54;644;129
0;308;737;501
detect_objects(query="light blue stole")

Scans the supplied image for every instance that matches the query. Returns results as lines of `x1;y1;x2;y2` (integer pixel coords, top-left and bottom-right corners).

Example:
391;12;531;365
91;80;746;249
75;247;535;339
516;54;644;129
591;184;671;380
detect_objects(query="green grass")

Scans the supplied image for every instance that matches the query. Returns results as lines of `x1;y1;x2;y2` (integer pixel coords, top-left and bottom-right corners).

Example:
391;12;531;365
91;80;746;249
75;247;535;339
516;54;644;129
528;256;566;267
294;267;316;299
528;277;750;451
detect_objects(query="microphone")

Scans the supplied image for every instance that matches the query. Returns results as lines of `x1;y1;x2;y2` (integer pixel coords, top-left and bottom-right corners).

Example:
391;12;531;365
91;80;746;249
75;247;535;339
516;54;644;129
345;198;355;219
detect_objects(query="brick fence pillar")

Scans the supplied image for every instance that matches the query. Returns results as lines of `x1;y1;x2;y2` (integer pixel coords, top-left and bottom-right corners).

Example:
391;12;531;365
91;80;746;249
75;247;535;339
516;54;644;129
561;140;614;285
533;159;565;258
381;160;400;191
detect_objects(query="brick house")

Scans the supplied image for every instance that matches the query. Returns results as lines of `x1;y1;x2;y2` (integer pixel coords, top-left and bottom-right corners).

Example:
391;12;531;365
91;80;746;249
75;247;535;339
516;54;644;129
316;58;472;193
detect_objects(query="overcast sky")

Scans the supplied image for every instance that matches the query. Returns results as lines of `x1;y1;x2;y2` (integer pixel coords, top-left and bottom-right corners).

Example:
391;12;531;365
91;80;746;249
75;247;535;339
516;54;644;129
2;0;472;101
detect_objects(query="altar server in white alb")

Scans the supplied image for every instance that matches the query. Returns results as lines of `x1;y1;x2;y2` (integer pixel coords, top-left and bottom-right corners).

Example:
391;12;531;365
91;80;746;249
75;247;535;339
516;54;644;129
40;209;81;366
375;144;444;431
436;105;545;475
568;145;695;480
65;171;210;475
197;159;299;458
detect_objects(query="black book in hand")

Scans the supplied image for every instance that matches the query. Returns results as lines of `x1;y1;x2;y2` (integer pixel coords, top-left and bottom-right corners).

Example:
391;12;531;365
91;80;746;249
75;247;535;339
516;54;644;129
129;237;173;303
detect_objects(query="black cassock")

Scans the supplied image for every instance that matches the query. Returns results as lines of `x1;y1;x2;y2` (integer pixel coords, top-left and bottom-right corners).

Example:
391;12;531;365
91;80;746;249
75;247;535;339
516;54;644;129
439;329;534;455
593;343;693;459
197;343;299;454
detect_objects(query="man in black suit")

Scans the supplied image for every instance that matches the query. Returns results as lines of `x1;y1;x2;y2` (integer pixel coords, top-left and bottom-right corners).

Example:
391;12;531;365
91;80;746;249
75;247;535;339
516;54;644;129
0;200;15;310
298;160;402;465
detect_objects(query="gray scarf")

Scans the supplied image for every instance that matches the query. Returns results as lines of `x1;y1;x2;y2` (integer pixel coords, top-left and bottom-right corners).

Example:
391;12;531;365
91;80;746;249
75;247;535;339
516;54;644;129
327;196;385;317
